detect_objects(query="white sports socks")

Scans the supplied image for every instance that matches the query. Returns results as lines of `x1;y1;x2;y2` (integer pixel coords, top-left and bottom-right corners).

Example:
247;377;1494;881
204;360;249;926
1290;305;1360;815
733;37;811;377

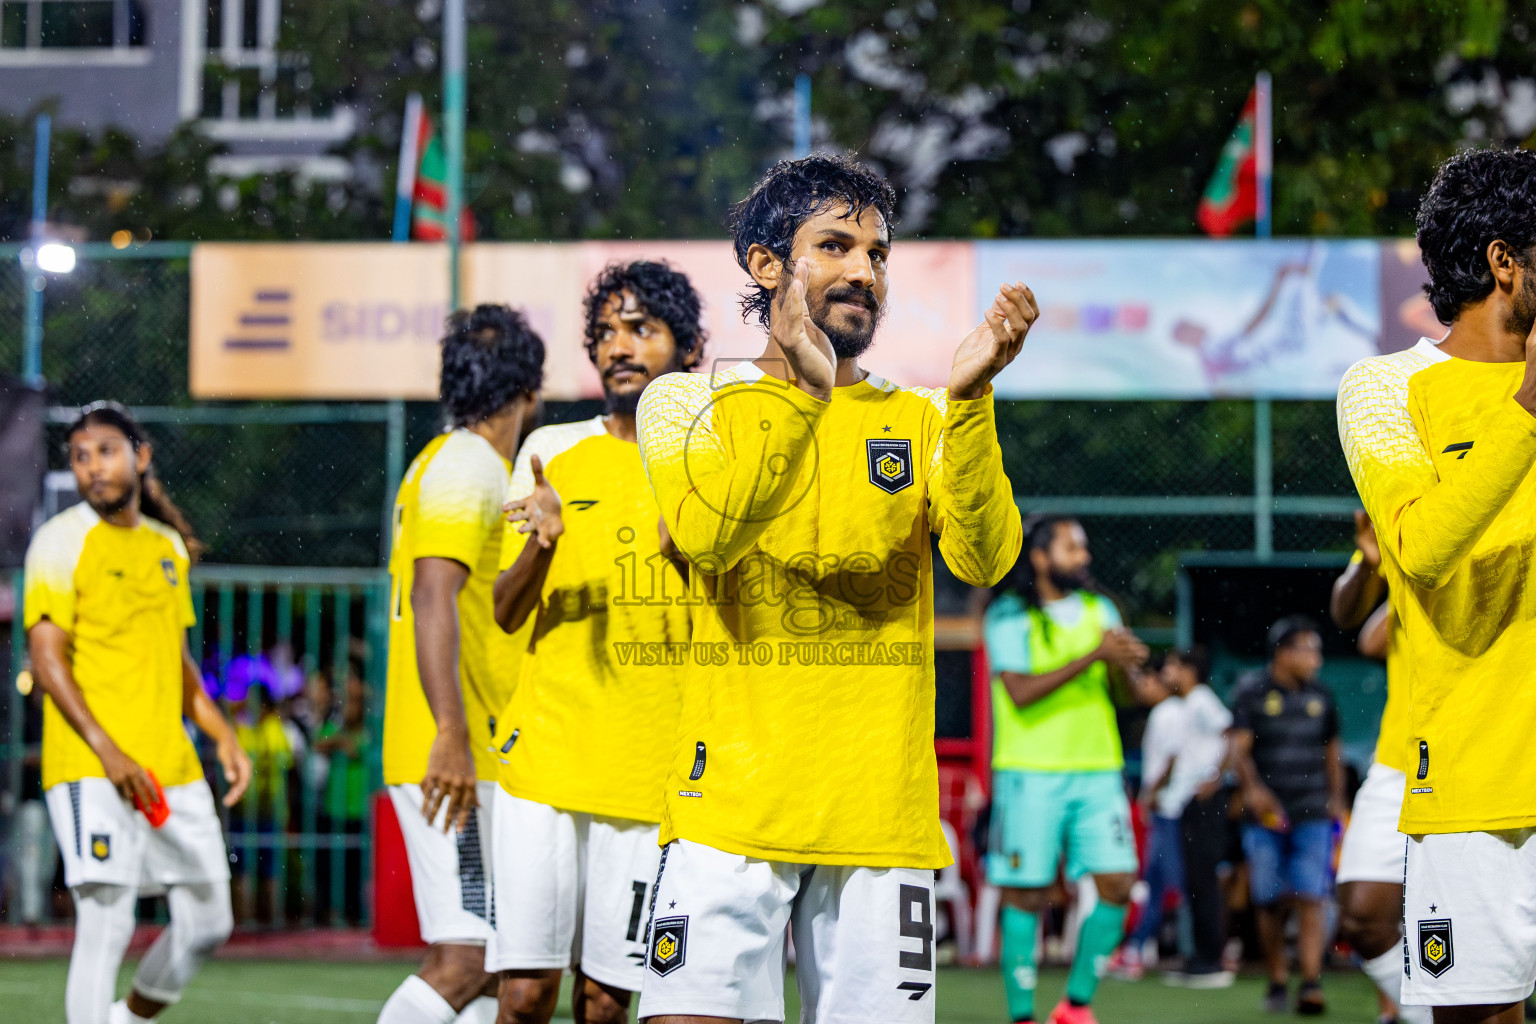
67;883;137;1024
454;995;499;1024
377;975;459;1024
1361;947;1431;1024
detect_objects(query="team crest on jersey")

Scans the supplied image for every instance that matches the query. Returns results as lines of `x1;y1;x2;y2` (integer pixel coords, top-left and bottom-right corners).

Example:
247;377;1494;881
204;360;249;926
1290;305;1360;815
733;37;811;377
90;833;111;862
160;558;178;586
866;439;914;495
1264;691;1284;716
648;916;687;976
1418;919;1454;977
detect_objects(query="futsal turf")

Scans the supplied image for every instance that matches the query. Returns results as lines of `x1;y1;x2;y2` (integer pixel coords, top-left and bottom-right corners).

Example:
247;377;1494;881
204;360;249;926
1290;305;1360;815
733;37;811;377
0;959;1382;1023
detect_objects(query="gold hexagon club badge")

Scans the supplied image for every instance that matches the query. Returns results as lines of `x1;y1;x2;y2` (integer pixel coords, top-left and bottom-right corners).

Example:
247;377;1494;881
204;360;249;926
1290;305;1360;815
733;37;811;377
866;439;913;495
648;915;688;977
1418;918;1453;978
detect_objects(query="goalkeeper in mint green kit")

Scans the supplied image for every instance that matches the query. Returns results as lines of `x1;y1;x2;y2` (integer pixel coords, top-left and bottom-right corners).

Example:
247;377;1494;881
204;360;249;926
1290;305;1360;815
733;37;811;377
984;515;1149;1024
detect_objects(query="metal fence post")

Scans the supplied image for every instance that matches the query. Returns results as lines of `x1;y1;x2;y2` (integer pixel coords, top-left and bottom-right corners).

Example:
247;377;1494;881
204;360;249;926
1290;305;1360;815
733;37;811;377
382;399;405;565
22;113;50;384
1254;397;1274;561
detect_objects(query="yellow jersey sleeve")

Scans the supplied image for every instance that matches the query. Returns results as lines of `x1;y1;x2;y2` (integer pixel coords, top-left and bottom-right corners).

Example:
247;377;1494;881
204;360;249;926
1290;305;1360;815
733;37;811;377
416;436;506;569
1339;348;1536;590
637;369;828;573
924;387;1022;588
23;507;90;633
1338;340;1536;832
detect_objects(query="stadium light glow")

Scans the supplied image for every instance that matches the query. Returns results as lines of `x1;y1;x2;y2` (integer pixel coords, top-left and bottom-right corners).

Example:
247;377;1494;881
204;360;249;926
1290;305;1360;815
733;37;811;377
35;242;76;274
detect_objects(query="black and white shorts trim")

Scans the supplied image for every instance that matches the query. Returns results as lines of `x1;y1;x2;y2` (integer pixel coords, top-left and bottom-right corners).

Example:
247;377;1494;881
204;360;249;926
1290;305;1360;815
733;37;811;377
1402;829;1536;1006
635;838;938;1024
387;781;497;946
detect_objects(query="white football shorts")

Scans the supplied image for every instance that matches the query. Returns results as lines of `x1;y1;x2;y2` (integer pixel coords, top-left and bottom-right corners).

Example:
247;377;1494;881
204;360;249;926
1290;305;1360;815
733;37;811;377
1337;761;1407;885
636;837;939;1024
1402;828;1536;1006
487;789;662;991
388;781;497;946
46;777;230;892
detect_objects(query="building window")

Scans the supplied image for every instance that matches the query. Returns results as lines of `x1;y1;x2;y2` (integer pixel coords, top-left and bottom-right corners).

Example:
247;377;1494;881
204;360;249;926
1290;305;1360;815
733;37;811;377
0;0;145;49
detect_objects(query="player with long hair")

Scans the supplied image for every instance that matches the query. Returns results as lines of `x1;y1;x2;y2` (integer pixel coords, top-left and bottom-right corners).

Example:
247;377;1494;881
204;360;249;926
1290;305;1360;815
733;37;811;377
983;515;1148;1024
26;401;252;1024
378;305;545;1024
634;153;1028;1024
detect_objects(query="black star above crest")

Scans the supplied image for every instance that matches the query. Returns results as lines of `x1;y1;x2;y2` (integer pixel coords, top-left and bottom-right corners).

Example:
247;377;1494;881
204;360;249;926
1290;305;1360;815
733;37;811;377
882;424;891;433
669;900;676;909
1430;904;1437;913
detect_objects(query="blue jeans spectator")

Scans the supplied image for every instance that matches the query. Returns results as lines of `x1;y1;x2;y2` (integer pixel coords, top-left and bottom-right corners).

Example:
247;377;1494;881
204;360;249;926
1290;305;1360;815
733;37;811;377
1241;818;1335;905
1130;813;1186;945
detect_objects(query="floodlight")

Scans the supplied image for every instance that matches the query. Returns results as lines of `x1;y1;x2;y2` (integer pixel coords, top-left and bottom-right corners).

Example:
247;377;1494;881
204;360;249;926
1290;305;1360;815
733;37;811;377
35;242;76;274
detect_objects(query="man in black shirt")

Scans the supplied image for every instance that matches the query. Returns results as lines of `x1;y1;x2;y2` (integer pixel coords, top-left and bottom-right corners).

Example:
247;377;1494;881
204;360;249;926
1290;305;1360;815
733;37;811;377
1230;616;1346;1016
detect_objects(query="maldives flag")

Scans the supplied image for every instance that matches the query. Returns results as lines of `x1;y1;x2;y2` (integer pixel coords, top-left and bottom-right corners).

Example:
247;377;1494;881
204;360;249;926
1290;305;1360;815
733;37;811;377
1197;87;1259;236
410;112;476;241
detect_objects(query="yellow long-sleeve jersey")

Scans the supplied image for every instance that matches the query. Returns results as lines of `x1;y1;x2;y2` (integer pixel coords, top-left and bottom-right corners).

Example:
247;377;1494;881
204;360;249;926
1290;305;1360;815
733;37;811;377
636;364;1022;868
1338;338;1536;833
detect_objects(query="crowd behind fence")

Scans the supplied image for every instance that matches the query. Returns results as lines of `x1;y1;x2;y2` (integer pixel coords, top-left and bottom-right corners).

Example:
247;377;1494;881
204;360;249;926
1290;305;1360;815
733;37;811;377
0;246;1373;928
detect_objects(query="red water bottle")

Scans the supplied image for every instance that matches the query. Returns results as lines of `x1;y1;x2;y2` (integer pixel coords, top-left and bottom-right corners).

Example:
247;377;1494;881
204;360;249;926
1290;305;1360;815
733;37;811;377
133;769;171;829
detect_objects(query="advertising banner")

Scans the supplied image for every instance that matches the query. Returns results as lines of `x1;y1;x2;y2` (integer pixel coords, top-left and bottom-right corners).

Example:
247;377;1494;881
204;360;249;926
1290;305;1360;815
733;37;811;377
191;239;1437;401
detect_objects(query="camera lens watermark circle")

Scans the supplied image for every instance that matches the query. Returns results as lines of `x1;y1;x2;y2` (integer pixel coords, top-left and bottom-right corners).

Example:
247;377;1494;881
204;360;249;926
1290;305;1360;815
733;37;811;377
682;384;820;524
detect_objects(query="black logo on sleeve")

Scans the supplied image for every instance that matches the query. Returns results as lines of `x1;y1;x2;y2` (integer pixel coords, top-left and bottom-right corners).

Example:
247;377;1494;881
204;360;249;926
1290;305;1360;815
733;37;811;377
90;833;111;861
689;742;706;781
1418;919;1454;977
648;915;688;976
866;439;914;495
160;558;178;586
1442;442;1474;460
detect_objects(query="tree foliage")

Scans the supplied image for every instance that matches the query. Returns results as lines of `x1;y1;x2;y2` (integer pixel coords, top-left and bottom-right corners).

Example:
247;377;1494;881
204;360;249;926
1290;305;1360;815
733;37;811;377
5;0;1535;241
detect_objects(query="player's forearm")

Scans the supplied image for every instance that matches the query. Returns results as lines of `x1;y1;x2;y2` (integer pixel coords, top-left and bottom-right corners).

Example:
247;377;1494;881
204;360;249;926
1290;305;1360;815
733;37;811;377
1329;558;1383;629
28;624;116;756
936;391;1022;588
1383;400;1536;590
493;541;554;633
1358;602;1390;659
412;583;469;737
1000;654;1099;708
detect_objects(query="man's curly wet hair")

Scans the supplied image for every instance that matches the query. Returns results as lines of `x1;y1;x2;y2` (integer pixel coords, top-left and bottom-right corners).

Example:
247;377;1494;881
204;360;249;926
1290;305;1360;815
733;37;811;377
1417;148;1536;325
727;153;897;329
440;304;545;427
583;260;706;362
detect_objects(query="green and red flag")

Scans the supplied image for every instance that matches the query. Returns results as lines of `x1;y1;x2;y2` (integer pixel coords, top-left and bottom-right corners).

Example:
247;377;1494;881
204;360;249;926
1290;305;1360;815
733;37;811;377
1197;86;1260;237
410;110;475;242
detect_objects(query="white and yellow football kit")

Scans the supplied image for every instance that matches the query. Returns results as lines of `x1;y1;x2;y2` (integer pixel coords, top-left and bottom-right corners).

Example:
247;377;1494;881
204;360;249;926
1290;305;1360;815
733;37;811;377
25;502;228;892
383;428;523;945
633;365;1021;1023
1339;337;1536;1004
26;502;233;1020
487;417;690;990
